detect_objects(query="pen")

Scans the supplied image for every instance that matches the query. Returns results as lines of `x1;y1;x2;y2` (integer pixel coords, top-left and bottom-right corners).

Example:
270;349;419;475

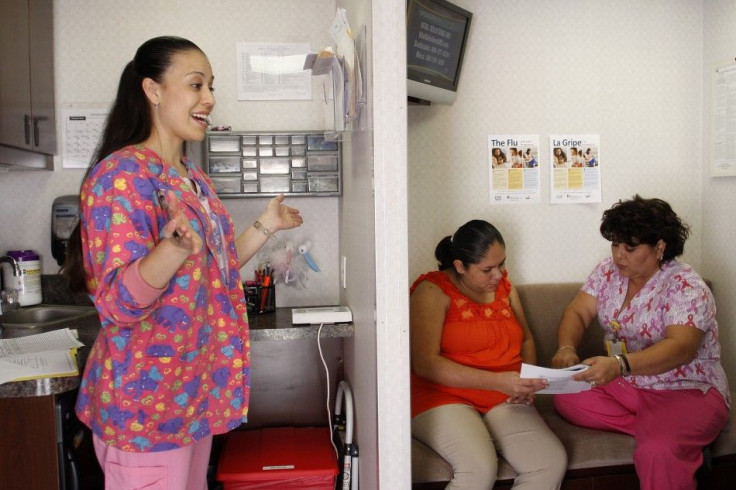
260;272;271;312
156;189;180;240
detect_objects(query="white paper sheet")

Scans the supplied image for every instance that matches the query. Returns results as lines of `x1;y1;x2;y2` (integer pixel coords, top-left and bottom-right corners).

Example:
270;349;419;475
520;363;592;394
488;135;542;204
548;134;601;204
711;61;736;176
0;328;84;385
0;328;83;357
0;349;79;385
236;42;312;101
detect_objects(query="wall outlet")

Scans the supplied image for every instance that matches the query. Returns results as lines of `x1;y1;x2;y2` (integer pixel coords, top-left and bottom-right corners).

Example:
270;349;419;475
341;255;347;289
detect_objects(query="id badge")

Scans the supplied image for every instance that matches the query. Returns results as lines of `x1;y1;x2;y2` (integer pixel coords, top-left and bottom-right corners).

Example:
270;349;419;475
606;339;628;356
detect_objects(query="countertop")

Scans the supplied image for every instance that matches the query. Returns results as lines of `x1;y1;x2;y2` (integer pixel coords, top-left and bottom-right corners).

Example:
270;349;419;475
0;313;99;398
0;304;353;398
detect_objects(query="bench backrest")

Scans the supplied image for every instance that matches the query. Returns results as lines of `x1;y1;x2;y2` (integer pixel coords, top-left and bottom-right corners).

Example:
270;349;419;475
515;283;604;367
516;280;713;367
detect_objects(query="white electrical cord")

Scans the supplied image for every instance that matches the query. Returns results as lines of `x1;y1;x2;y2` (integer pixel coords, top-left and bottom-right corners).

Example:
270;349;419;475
317;322;340;458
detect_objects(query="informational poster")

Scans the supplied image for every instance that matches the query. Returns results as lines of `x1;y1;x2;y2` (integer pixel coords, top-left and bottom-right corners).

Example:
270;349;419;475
549;134;601;204
61;109;107;169
711;61;736;176
236;42;312;101
488;134;541;205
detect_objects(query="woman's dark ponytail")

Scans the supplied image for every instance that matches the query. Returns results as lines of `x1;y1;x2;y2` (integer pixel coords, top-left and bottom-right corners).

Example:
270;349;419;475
434;220;505;271
435;236;454;270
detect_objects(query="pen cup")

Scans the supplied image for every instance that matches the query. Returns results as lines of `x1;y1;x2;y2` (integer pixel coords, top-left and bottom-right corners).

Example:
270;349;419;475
244;283;275;315
258;284;275;314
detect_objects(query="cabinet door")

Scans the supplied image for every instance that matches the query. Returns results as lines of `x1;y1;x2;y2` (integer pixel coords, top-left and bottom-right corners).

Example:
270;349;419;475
28;0;55;153
0;395;60;489
0;0;55;154
0;0;33;150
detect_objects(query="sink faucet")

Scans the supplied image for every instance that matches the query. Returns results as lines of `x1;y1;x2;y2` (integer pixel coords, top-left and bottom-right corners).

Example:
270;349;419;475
0;255;21;292
0;256;22;312
0;255;21;278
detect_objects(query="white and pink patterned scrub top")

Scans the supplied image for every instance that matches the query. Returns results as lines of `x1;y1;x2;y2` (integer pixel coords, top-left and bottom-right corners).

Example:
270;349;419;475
582;257;730;406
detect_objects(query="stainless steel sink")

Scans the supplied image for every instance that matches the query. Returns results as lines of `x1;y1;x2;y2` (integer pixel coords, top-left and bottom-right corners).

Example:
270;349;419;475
0;304;97;329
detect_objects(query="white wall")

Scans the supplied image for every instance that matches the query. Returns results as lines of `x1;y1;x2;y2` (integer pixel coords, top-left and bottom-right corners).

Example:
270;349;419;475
0;0;341;307
336;1;380;487
1;1;411;487
409;0;703;285
408;0;736;385
338;0;411;487
702;0;736;386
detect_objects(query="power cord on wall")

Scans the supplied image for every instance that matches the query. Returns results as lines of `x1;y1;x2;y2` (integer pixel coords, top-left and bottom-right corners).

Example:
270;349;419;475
317;322;340;458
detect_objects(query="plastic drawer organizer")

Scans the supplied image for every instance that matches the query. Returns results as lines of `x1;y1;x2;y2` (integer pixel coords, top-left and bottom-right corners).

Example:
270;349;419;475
204;131;341;197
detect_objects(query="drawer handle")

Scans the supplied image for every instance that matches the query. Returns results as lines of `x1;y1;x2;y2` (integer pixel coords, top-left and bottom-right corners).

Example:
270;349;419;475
33;117;40;147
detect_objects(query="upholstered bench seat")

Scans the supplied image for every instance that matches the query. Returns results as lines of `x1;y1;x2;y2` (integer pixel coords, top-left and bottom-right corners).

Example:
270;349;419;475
412;282;736;489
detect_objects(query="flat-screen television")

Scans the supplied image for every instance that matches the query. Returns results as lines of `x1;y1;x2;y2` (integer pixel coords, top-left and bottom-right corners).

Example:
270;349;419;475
406;0;473;105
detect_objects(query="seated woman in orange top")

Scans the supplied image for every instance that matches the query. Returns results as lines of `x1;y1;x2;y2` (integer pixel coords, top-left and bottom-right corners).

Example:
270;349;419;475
410;220;567;489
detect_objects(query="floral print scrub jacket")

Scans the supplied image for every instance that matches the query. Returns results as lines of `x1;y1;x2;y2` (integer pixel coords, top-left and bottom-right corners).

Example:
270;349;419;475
75;145;250;452
583;257;729;405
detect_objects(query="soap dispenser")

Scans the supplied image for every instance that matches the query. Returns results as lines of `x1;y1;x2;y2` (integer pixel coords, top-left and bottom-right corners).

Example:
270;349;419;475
51;195;80;267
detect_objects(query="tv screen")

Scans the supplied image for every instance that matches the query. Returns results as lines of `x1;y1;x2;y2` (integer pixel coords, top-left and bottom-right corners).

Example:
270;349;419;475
406;0;472;105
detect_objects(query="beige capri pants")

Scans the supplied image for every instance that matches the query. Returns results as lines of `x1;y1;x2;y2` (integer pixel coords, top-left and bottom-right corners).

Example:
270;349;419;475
412;403;567;490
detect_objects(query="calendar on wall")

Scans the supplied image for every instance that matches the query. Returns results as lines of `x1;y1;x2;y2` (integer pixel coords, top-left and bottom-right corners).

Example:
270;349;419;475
61;109;108;169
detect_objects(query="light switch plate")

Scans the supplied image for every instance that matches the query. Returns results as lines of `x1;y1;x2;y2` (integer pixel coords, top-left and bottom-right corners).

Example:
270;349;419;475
341;255;347;289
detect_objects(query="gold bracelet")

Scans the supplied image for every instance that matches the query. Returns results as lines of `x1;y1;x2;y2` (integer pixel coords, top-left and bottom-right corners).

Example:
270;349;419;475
253;220;275;239
556;345;577;354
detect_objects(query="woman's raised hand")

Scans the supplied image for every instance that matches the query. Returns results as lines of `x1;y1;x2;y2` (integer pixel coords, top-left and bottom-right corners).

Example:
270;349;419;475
162;190;203;254
261;194;303;232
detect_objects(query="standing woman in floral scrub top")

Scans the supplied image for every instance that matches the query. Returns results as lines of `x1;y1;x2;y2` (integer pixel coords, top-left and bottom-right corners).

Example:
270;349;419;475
63;36;302;489
552;195;729;490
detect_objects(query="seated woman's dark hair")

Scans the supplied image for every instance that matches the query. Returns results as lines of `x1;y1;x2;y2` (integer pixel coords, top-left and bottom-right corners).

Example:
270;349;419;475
435;220;505;270
62;36;203;293
600;194;690;261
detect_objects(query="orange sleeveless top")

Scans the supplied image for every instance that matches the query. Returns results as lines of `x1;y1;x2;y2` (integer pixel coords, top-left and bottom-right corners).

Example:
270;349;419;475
410;270;524;418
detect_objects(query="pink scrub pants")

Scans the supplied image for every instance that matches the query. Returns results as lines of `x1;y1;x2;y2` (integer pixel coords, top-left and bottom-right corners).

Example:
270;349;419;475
93;434;213;490
553;378;728;490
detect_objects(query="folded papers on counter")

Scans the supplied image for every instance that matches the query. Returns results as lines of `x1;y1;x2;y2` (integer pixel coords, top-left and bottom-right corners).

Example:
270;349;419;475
0;328;84;385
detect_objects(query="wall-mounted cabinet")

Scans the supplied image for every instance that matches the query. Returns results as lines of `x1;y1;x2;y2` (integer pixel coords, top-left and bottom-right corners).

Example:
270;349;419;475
0;0;56;156
204;131;341;198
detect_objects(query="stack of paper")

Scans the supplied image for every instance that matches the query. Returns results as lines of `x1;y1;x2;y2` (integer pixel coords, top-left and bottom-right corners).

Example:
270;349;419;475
0;328;84;385
520;363;592;394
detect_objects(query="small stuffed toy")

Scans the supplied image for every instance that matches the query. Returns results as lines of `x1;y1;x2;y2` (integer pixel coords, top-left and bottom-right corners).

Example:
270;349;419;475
298;241;321;272
262;237;320;288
